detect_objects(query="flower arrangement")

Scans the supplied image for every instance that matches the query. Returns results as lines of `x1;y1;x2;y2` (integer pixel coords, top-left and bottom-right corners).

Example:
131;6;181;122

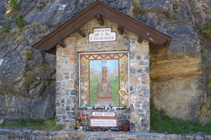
77;114;87;123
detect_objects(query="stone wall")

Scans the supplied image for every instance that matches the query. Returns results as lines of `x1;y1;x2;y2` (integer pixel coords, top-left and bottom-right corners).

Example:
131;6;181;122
1;128;211;140
56;18;150;132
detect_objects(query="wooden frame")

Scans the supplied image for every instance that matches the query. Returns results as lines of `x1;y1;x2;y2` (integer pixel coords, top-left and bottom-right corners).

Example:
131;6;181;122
32;1;171;54
89;116;118;128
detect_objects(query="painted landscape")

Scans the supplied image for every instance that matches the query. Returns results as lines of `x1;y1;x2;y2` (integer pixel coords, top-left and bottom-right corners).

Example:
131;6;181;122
89;60;119;106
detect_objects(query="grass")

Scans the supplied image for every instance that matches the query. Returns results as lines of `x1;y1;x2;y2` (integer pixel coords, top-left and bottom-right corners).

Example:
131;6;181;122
150;101;211;134
207;80;211;84
0;117;61;131
202;23;211;37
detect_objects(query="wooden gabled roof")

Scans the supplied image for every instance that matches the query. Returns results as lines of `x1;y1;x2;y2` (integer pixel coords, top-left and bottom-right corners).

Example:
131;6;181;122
33;1;171;54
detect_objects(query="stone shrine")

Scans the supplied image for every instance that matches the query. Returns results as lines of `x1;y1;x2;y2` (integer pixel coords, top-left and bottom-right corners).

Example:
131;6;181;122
32;1;171;132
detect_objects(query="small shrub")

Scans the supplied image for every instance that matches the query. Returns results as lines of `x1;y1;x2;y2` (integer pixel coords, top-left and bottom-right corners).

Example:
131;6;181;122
37;4;44;9
32;22;40;29
35;34;46;40
5;9;18;18
201;49;205;53
15;13;26;28
0;35;5;43
202;24;211;37
13;36;25;45
22;3;27;8
3;20;12;33
22;46;32;59
4;0;20;10
7;28;23;38
41;25;49;33
202;54;207;62
133;0;141;15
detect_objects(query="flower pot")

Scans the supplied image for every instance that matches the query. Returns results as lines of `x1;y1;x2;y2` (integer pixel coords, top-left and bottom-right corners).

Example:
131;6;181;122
122;125;129;131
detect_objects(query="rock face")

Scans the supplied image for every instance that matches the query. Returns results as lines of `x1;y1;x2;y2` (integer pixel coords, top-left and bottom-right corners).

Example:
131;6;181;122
134;0;208;120
0;0;133;120
0;0;209;121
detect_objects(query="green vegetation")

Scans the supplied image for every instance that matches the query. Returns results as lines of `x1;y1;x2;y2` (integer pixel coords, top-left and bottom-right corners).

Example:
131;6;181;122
150;100;211;134
13;36;25;45
35;33;46;40
41;25;49;33
202;23;211;37
32;22;40;29
22;3;27;8
201;49;205;53
133;0;141;15
0;35;5;43
21;71;35;88
0;117;61;131
22;46;32;58
37;4;44;9
207;80;211;84
4;0;20;10
5;9;18;18
3;20;12;33
36;64;50;76
202;54;208;62
15;13;26;28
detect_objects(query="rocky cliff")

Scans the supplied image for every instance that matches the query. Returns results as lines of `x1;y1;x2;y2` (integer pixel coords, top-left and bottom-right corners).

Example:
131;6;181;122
0;0;210;122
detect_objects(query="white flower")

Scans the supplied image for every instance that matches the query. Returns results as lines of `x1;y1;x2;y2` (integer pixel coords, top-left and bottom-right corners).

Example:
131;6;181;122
80;82;84;86
82;95;85;99
124;95;128;99
121;81;125;85
122;101;125;104
84;101;87;104
84;88;87;91
84;82;88;86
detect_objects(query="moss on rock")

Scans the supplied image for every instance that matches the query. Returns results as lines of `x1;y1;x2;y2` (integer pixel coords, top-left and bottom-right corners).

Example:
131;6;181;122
13;36;25;45
36;63;50;76
5;10;18;18
22;46;32;59
21;71;35;88
35;34;46;40
28;60;36;69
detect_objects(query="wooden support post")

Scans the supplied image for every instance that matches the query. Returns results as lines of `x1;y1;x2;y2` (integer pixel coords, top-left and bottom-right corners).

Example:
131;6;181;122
117;25;124;35
96;15;104;26
58;41;66;48
76;29;86;38
138;37;143;44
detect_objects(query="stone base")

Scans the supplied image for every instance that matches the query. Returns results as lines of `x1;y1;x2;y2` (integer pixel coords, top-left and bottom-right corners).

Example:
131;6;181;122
95;99;114;107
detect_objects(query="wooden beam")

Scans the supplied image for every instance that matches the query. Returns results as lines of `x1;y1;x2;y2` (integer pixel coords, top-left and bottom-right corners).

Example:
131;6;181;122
138;37;143;44
117;25;124;35
96;15;104;26
58;41;66;48
76;29;86;38
32;1;171;52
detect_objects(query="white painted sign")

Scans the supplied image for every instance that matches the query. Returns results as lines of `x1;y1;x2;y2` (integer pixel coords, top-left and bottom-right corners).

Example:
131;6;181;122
89;28;116;42
92;112;115;117
90;119;117;127
0;59;3;66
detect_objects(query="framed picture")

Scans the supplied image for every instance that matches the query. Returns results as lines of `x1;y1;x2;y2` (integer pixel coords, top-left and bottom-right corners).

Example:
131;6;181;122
79;52;129;108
